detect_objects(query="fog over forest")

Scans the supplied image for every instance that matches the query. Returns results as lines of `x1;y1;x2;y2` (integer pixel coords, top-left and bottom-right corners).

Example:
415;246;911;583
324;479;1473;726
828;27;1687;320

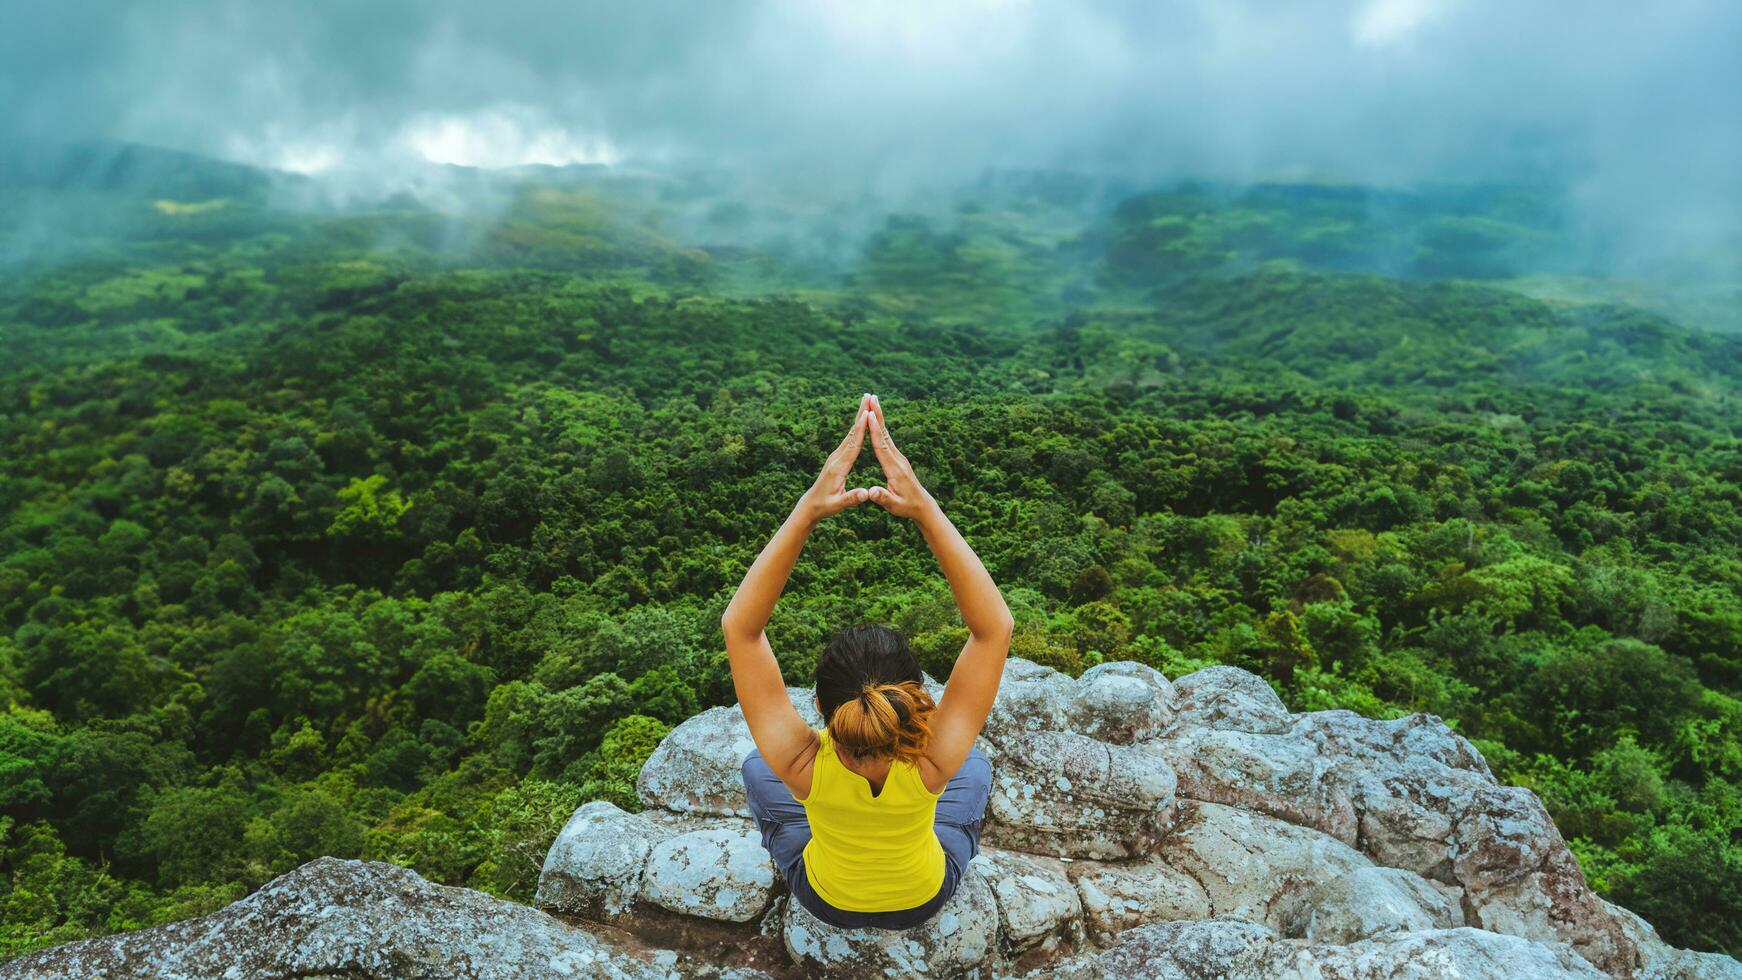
4;0;1738;282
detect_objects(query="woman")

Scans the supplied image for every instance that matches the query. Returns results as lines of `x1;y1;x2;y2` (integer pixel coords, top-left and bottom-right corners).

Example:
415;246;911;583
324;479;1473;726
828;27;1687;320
722;393;1015;930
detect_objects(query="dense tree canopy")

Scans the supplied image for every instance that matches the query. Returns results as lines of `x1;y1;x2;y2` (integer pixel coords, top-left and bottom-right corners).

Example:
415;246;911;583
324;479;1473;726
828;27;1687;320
1;162;1739;958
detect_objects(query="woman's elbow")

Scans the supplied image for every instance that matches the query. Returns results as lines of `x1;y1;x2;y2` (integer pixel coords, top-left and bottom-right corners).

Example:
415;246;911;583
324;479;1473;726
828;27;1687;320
982;612;1015;642
721;612;757;641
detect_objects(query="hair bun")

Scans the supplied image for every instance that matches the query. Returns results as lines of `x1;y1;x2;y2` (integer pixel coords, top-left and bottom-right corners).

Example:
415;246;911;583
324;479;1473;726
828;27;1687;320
828;679;936;763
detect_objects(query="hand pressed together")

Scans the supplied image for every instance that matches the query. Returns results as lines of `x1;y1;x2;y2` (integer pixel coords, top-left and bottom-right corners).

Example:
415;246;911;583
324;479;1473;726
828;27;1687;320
800;393;935;523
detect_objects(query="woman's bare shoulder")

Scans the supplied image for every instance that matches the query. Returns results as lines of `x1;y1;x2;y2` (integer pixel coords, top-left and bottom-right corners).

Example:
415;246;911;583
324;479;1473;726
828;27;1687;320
916;754;952;796
783;728;824;801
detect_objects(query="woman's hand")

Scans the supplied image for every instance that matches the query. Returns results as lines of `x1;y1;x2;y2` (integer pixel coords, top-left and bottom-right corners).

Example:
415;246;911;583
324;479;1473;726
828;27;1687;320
865;394;937;520
798;393;875;523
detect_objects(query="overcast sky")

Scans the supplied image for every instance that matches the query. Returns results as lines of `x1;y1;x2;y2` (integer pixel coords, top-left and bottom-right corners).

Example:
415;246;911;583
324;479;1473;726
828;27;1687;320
3;0;1737;254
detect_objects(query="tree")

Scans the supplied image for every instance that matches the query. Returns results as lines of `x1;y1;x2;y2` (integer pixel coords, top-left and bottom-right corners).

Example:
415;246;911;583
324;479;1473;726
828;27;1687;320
326;475;411;543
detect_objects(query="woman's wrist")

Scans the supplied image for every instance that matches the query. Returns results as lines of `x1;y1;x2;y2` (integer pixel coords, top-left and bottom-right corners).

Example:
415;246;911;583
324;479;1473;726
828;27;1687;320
912;493;945;529
793;494;827;529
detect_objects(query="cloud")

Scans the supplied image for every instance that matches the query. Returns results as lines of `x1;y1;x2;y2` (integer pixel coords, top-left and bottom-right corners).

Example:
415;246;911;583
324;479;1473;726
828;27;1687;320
1353;0;1455;47
1;0;1737;278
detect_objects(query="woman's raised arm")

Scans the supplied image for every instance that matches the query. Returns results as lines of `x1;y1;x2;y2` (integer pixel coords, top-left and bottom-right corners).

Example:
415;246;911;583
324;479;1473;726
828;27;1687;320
722;395;874;791
863;396;1014;780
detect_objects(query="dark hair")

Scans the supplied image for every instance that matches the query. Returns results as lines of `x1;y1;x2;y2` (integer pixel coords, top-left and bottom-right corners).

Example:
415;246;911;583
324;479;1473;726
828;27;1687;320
815;623;935;763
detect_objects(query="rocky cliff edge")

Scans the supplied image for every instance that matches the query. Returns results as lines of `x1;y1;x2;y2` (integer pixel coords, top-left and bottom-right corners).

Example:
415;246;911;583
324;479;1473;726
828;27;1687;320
8;658;1738;979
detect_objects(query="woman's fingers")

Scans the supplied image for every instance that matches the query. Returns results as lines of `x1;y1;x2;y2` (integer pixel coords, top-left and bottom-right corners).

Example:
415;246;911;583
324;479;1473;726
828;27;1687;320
814;485;869;517
805;397;882;520
870;413;914;493
867;485;904;511
830;486;871;512
829;399;871;472
844;400;870;458
873;397;909;467
868;401;901;472
847;395;872;446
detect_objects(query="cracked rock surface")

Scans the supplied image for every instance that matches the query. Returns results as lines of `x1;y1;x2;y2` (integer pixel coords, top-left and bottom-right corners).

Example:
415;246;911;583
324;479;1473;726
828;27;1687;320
10;657;1738;979
1;856;752;980
546;656;1736;979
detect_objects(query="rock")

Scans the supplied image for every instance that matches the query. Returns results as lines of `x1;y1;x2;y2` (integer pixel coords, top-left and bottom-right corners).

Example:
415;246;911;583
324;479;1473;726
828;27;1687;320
1151;694;1646;975
1167;664;1293;734
19;656;1740;980
1;856;692;980
634;688;821;818
1602;899;1742;980
1157;800;1373;928
1297;866;1461;943
640;825;776;923
980;658;1075;746
537;800;657;919
789;686;826;727
1040;919;1609;980
1145;724;1361;846
921;672;946;702
783;868;999;978
1642;951;1742;980
538;803;779;928
1066;661;1174;743
1069;855;1212;941
971;849;1083;952
1350;765;1639;974
1285;927;1610;979
1290;709;1492;778
636;706;758;818
1039;918;1284;979
983;729;1178;859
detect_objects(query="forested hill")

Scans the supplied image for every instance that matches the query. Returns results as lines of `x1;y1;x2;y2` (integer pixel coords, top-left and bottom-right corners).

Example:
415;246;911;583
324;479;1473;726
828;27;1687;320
1;152;1739;960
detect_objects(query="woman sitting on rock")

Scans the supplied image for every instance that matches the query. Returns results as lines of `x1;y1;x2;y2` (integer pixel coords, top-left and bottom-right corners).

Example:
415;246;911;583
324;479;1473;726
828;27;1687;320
724;392;1014;930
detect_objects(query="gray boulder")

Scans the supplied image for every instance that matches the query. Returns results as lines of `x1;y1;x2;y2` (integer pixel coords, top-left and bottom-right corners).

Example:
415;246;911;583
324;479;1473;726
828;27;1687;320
782;868;999;978
1150;690;1649;975
1602;898;1742;980
1285;927;1610;979
1158;800;1373;927
1167;664;1293;734
971;849;1083;952
1039;918;1608;980
1145;724;1361;845
1069;854;1212;942
1291;708;1492;777
1066;661;1175;743
640;826;777;923
1;857;696;980
1297;866;1462;943
636;705;758;818
1348;764;1640;974
1039;918;1284;979
537;800;657;919
634;688;822;817
983;729;1178;859
537;802;778;928
980;658;1075;746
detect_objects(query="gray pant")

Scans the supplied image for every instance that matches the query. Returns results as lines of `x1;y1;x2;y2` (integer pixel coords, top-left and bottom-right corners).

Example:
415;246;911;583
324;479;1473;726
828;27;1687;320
740;745;992;930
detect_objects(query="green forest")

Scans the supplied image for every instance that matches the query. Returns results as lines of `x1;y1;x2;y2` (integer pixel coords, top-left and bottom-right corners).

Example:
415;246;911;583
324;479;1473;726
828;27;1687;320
2;146;1739;959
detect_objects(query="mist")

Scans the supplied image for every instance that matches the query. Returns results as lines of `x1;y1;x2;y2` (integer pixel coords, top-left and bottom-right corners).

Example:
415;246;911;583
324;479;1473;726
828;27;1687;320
2;0;1738;287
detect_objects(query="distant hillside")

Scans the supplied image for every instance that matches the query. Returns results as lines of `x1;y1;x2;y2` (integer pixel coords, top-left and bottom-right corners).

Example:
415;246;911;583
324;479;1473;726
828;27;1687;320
1142;270;1742;395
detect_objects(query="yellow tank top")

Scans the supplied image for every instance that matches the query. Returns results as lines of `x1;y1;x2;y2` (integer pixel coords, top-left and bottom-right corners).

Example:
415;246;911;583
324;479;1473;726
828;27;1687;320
799;727;947;912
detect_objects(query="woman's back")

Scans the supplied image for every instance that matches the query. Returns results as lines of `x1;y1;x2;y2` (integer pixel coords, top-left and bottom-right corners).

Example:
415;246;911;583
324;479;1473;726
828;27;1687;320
723;393;1013;926
800;727;947;913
